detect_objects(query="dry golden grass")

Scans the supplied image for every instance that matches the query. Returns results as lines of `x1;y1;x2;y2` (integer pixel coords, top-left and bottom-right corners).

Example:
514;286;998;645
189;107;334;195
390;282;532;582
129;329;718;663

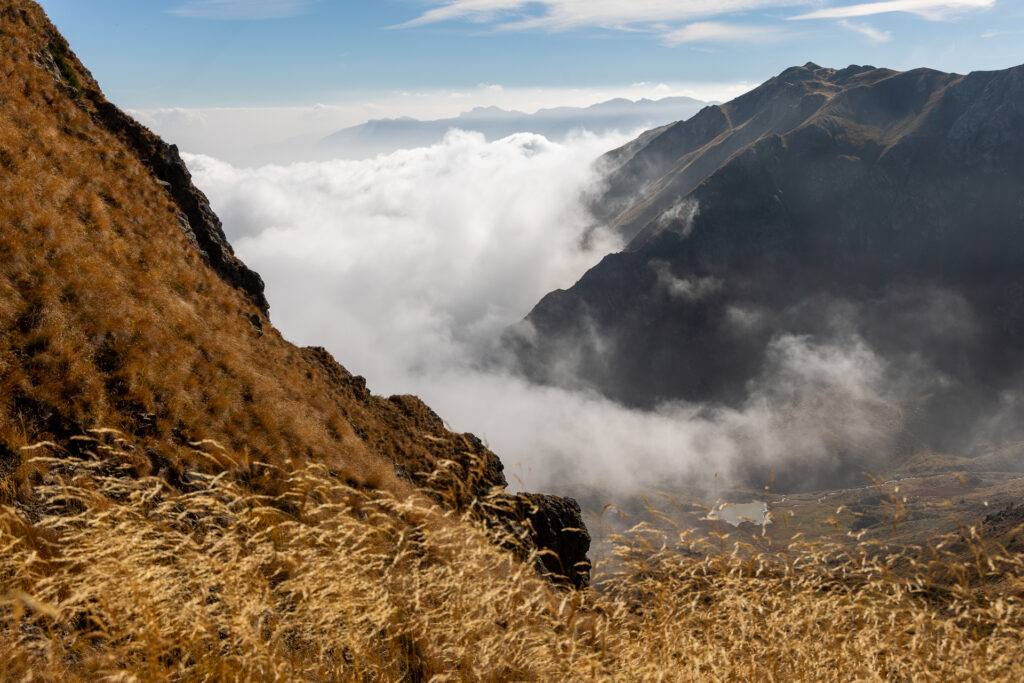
2;434;1023;682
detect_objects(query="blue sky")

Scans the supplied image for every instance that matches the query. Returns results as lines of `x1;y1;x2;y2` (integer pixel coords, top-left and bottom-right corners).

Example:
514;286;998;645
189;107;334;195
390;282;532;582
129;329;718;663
36;0;1023;110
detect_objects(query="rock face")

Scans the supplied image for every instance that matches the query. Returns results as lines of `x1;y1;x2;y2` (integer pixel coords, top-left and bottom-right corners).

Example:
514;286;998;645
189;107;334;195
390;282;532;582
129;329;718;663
510;63;1024;450
514;493;591;588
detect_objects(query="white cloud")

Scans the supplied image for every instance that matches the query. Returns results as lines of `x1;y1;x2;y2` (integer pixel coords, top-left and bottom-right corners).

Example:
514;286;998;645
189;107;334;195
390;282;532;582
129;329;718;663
980;28;1024;38
184;131;626;389
396;0;807;32
662;21;793;44
837;19;893;42
169;0;315;20
183;133;925;499
411;334;899;494
791;0;995;21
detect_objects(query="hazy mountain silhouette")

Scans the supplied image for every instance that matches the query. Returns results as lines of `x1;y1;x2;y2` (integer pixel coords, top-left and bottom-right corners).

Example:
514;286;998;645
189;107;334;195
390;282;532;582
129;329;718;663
321;96;709;158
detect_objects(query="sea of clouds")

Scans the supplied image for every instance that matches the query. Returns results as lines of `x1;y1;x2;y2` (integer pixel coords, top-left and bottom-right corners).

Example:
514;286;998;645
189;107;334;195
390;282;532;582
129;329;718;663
184;130;914;500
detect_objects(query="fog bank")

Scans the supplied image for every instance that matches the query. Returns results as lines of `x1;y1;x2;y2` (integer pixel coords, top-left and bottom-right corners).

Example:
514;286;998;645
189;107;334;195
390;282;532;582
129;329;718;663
186;131;949;496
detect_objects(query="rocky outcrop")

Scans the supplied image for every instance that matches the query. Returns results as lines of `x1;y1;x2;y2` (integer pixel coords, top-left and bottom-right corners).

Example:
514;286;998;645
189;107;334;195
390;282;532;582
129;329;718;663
512;493;591;588
984;503;1024;552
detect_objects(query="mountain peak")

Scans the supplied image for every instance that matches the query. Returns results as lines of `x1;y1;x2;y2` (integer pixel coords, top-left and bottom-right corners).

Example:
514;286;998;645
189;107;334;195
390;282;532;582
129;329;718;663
514;61;1024;490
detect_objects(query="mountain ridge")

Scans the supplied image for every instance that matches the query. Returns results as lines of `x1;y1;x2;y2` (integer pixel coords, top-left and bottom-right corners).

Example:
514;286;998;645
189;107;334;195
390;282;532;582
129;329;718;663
510;60;1024;489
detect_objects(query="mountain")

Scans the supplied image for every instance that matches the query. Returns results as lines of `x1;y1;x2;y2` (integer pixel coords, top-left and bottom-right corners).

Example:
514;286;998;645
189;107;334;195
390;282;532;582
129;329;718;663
320;96;709;159
509;62;1024;486
0;1;588;584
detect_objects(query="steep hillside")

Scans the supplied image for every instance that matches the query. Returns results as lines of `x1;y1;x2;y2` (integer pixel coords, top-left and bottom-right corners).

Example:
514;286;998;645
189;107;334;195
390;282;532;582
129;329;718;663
511;62;1024;484
0;1;587;581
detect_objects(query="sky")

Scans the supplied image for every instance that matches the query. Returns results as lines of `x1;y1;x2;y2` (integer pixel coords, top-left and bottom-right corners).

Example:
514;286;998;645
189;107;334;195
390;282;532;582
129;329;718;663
35;0;1022;115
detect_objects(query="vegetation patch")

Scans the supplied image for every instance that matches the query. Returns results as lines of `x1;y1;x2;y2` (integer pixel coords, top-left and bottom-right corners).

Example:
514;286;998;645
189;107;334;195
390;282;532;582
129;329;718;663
47;39;80;98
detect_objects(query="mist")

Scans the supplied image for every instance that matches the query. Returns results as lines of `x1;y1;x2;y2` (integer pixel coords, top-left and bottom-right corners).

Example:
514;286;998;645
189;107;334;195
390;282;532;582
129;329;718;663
185;130;624;392
184;129;967;500
132;79;754;166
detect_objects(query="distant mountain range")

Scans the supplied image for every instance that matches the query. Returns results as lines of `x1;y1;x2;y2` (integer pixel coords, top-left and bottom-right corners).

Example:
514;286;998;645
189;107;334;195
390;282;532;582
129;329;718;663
509;62;1024;485
320;96;709;158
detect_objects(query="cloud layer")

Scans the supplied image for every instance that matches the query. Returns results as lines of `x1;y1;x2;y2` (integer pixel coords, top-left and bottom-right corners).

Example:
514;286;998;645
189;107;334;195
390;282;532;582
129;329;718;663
185;130;935;500
185;131;625;392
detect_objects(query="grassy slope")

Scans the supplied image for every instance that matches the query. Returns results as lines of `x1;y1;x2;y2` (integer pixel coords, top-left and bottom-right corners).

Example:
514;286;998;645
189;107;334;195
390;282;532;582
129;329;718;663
0;0;505;501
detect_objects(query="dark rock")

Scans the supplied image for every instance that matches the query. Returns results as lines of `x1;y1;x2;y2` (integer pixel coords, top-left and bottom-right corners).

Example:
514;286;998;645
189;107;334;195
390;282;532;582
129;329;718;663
248;313;263;337
984;503;1024;551
503;492;591;588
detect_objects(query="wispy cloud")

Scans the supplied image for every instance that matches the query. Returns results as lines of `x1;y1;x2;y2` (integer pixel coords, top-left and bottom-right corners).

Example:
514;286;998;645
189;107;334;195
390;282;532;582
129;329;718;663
981;28;1024;38
837;19;893;42
395;1;806;32
169;0;315;20
398;0;996;38
662;21;793;45
792;0;995;21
